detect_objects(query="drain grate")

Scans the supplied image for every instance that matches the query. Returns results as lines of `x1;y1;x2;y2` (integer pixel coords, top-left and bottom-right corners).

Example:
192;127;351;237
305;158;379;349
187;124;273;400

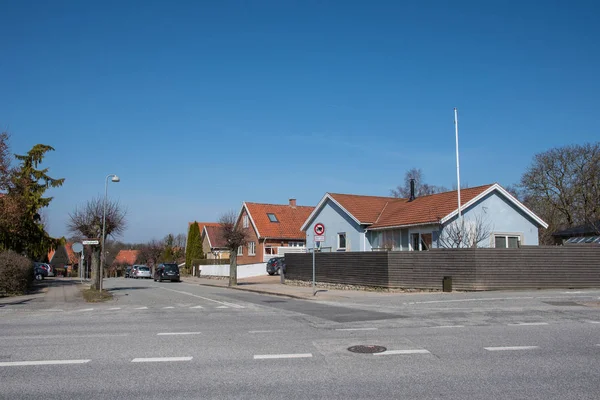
348;345;387;354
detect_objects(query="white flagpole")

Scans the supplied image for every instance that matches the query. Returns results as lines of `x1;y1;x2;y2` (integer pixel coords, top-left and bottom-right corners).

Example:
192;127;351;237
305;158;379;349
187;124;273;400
454;108;462;221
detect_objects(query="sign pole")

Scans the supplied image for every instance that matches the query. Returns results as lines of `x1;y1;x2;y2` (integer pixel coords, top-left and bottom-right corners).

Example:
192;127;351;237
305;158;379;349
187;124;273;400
312;237;316;296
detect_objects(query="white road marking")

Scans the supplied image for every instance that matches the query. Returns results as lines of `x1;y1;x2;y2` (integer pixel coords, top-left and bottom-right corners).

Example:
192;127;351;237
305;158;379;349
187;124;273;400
216;306;229;309
586;321;600;324
162;306;175;309
335;328;378;331
108;307;121;310
157;332;202;336
1;333;130;340
131;357;193;363
485;346;539;351
248;330;284;334
158;287;245;308
135;307;148;310
430;325;465;329
254;353;313;360
76;308;94;312
190;305;204;309
0;359;91;367
561;291;586;294
508;322;549;326
374;349;431;356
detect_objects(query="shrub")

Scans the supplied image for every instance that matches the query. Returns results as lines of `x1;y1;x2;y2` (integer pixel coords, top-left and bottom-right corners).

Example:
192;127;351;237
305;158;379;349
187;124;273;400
0;251;33;296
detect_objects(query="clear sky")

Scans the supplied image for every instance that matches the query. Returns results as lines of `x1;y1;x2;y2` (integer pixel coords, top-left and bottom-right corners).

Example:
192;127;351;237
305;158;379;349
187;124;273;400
1;0;599;243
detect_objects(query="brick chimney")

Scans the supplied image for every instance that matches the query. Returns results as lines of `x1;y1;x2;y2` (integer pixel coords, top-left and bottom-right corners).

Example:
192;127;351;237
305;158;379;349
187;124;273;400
289;198;297;207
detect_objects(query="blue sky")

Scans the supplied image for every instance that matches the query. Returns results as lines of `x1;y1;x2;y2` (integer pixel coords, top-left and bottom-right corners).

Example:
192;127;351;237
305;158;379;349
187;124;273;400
1;0;599;243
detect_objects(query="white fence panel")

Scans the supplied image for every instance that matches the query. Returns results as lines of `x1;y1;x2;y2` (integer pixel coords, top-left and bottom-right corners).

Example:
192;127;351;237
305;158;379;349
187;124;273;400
201;263;267;279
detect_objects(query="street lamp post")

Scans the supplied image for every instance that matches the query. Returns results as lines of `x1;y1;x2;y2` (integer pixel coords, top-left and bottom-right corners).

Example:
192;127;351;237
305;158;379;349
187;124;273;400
100;174;120;291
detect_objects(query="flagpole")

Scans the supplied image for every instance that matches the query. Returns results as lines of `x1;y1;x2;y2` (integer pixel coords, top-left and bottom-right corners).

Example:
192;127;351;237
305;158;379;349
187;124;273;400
454;108;462;221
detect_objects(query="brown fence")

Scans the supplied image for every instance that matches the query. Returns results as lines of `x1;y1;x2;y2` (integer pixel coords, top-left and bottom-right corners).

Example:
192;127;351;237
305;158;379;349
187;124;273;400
285;246;600;291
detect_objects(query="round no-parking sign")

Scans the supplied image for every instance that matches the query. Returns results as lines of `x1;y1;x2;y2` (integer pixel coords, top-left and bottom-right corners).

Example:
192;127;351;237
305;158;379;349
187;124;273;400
314;223;325;235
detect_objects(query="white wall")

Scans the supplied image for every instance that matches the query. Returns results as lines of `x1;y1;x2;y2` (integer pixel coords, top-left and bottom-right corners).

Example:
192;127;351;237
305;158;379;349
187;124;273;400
201;262;267;279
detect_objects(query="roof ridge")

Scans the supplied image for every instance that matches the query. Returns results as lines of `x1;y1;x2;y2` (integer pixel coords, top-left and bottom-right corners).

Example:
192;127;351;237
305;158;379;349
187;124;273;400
245;201;313;208
329;192;400;200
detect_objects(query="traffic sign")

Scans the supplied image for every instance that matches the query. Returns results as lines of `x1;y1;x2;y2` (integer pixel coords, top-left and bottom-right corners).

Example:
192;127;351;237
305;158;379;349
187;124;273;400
72;242;83;253
314;235;325;242
314;223;325;235
82;239;99;245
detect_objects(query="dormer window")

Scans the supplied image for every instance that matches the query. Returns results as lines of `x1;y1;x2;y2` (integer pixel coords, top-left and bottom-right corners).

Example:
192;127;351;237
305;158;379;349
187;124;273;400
267;213;279;222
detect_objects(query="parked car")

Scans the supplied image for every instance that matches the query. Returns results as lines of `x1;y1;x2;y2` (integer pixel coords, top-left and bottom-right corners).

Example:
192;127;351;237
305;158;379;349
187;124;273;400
34;262;53;277
125;266;132;278
154;263;181;282
266;257;285;275
33;264;47;280
133;265;151;279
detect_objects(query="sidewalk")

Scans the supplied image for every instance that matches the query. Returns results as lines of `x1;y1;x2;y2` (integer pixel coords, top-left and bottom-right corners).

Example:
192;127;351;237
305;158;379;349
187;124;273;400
0;277;84;307
180;275;386;300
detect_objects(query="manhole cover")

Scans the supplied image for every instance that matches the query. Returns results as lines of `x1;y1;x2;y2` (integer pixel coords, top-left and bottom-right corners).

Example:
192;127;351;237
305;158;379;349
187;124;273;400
348;345;387;354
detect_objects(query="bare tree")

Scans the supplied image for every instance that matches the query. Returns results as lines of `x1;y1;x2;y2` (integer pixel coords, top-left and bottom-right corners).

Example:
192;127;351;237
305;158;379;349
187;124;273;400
438;213;493;248
519;142;600;243
136;239;164;270
67;197;127;290
219;210;248;287
390;168;448;198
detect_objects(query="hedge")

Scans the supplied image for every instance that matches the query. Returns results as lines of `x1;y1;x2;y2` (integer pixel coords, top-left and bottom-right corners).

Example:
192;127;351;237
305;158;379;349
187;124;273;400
0;251;33;296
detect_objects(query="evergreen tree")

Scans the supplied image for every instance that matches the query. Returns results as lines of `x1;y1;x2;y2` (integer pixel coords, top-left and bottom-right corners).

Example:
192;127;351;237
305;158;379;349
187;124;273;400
185;222;202;268
0;143;64;259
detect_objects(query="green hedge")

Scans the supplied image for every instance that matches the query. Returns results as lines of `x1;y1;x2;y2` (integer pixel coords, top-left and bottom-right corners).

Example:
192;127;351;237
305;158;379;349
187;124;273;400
0;251;33;296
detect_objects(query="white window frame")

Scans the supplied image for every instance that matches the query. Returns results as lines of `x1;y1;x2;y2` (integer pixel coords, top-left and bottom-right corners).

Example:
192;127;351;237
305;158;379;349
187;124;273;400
248;241;256;256
288;242;304;247
237;246;243;256
337;233;347;251
243;215;249;229
492;233;523;248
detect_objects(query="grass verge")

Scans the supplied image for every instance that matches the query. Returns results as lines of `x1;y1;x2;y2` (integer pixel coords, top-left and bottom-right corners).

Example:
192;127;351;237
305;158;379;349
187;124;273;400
82;288;113;303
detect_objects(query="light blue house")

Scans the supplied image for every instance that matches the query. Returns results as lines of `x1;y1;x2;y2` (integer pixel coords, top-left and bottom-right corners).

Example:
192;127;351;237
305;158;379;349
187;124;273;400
300;183;548;251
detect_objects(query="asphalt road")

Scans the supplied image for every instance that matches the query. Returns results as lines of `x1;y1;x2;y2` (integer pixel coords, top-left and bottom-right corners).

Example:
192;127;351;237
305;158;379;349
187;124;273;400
1;278;599;399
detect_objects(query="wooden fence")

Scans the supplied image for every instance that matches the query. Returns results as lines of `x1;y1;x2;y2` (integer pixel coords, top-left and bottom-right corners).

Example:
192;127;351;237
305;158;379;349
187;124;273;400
284;246;600;290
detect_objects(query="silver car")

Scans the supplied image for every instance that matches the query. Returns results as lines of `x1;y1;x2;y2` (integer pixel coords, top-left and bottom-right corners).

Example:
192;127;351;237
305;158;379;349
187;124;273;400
133;265;151;279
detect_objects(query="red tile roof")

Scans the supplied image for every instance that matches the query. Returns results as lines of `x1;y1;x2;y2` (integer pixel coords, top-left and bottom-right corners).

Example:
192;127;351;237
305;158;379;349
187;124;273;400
113;249;139;266
48;243;79;265
327;184;494;229
244;202;315;240
369;184;494;228
188;221;220;233
204;225;227;249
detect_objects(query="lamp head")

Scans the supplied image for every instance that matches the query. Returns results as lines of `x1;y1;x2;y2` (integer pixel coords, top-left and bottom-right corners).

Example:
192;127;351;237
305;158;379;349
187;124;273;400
111;175;120;182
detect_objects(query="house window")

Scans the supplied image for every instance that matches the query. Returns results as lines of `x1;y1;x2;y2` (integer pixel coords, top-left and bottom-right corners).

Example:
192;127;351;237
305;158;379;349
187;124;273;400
237;246;243;256
267;213;278;222
410;233;431;251
243;215;249;229
494;234;520;248
288;242;303;247
338;233;346;251
248;241;256;256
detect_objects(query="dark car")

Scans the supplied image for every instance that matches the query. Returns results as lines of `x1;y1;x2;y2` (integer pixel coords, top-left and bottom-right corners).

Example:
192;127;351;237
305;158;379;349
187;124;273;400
125;266;132;278
33;265;47;280
266;257;285;275
154;263;180;282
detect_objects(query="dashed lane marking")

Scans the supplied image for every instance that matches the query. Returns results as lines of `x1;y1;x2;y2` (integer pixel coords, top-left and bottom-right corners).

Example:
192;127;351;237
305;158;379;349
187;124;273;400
508;322;549;326
131;357;193;363
157;332;202;336
162;306;175;309
485;346;539;351
0;359;91;367
254;353;313;360
108;307;121;310
76;308;94;312
374;349;431;356
430;325;465;329
190;305;204;309
135;307;148;310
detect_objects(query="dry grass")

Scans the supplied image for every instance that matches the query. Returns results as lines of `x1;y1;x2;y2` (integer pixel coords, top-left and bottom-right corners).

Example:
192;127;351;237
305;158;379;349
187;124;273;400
82;288;113;303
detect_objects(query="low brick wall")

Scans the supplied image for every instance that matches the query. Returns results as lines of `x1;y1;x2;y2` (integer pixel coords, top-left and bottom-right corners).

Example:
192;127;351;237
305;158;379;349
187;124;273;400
285;246;600;290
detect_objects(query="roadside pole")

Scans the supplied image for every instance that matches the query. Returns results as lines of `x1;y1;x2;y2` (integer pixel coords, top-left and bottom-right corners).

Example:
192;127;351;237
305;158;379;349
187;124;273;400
312;237;316;296
312;223;325;296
